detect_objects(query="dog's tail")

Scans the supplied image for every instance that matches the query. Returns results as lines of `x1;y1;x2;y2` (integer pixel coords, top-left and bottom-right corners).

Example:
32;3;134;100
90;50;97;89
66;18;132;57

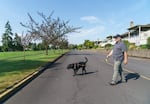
84;57;88;63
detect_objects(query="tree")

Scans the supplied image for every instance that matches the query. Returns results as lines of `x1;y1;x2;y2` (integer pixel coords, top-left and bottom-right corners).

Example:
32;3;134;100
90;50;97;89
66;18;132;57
60;39;69;49
31;43;37;51
77;44;84;50
68;44;77;49
52;36;69;49
13;33;23;51
21;33;32;50
37;43;45;50
21;33;32;61
0;46;2;52
84;40;95;49
21;12;80;55
2;21;13;51
147;37;150;49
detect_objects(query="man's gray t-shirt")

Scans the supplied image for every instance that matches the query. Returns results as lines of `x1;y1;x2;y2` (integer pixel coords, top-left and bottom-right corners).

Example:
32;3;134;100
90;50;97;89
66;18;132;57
113;41;127;61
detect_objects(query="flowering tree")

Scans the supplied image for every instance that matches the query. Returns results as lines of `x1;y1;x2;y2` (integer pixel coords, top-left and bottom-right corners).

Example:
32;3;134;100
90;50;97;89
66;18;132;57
21;12;80;55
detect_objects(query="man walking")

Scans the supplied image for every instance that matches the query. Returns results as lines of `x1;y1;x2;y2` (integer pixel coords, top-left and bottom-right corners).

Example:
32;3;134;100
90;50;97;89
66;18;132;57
107;34;128;85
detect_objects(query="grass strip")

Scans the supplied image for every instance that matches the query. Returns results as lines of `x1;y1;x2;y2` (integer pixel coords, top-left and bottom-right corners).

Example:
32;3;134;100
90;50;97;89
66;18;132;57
0;50;68;92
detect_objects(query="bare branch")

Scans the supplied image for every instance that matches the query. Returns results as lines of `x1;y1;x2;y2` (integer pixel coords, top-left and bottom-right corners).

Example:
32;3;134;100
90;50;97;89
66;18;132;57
20;11;80;54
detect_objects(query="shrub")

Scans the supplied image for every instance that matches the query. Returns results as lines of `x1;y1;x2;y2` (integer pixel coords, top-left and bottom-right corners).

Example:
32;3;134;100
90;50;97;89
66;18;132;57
123;40;130;49
129;43;137;50
0;46;2;52
146;37;150;49
139;44;149;49
104;44;112;50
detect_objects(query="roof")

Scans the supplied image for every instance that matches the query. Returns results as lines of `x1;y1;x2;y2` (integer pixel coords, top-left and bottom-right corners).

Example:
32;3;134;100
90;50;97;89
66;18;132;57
128;24;150;30
121;32;128;38
106;35;113;39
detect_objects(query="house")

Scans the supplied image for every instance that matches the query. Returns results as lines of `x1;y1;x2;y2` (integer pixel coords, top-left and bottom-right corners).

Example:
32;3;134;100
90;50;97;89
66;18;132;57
122;23;150;46
99;39;108;47
106;35;115;45
99;35;116;47
98;22;150;47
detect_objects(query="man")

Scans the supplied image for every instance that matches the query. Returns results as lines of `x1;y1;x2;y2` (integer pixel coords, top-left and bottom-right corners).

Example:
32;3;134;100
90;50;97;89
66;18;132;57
107;34;128;85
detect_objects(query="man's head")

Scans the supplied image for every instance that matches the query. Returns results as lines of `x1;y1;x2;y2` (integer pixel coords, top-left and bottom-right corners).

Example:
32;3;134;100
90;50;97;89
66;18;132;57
113;34;122;42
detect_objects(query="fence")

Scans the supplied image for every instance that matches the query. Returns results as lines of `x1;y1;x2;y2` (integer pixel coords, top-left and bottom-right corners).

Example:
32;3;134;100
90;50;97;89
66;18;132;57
95;49;150;58
128;49;150;58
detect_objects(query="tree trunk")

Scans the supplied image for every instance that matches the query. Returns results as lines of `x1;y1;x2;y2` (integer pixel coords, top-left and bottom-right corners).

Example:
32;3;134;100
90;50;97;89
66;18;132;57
23;46;26;61
45;45;48;55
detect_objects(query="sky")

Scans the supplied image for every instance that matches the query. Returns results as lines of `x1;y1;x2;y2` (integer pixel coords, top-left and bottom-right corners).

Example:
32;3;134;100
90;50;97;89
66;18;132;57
0;0;150;45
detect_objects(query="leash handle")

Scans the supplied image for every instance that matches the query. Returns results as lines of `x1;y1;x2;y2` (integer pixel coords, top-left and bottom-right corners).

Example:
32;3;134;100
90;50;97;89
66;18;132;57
105;58;108;62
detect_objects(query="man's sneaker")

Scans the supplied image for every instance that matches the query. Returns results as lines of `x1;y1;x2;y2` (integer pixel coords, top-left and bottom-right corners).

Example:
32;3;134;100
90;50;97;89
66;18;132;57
109;82;117;86
122;79;127;83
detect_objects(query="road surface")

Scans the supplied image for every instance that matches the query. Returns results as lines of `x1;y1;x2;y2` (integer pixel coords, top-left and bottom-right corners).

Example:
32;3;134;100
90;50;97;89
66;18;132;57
3;50;150;104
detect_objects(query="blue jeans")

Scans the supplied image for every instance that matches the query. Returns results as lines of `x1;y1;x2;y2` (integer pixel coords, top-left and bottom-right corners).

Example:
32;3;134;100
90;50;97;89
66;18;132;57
112;60;125;83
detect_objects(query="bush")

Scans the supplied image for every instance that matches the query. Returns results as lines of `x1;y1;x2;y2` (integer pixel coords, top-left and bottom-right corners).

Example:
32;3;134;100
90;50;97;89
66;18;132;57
139;45;149;49
123;40;130;49
147;37;150;49
104;44;112;50
94;45;99;49
129;43;137;50
0;46;2;52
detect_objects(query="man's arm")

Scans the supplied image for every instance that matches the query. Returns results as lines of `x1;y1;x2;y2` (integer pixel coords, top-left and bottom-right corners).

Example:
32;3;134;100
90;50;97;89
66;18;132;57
124;51;128;65
107;50;113;58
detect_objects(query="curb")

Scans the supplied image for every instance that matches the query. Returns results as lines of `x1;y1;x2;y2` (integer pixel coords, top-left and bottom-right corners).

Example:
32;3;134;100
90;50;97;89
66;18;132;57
0;52;67;103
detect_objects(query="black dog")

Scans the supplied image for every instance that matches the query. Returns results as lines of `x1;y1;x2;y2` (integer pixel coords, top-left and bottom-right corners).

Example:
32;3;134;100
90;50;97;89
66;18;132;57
67;57;88;76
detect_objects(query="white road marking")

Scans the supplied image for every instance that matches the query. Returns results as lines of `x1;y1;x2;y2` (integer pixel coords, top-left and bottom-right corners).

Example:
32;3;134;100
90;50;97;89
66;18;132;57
103;59;150;81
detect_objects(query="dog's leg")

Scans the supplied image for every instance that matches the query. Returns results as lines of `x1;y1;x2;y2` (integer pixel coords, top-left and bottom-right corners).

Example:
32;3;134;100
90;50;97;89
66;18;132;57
73;63;76;76
83;66;86;74
73;69;76;76
81;67;85;75
73;66;78;76
82;68;84;75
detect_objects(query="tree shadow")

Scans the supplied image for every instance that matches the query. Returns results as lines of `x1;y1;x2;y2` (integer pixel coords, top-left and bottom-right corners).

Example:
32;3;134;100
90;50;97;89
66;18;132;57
0;60;61;103
67;53;92;56
0;60;61;75
46;62;61;69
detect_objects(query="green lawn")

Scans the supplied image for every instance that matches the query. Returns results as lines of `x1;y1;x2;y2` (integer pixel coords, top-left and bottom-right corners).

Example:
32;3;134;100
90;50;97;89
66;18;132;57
0;50;68;92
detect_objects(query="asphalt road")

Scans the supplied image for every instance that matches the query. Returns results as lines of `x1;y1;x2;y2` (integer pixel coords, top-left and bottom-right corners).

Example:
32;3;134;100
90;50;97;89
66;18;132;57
3;50;150;104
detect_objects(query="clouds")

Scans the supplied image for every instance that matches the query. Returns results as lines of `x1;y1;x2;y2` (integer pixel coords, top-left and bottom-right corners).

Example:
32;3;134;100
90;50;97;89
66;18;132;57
71;26;105;38
68;15;128;44
68;27;104;44
68;16;105;44
80;16;102;24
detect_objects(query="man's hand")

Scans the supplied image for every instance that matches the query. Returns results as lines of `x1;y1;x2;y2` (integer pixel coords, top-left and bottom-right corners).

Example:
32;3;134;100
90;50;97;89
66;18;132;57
124;59;128;65
124;51;128;65
106;55;109;58
107;50;113;58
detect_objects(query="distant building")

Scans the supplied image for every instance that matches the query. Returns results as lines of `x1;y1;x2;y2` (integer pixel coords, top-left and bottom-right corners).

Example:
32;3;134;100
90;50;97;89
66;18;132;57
99;35;115;47
94;40;102;46
122;23;150;46
98;22;150;47
99;39;108;47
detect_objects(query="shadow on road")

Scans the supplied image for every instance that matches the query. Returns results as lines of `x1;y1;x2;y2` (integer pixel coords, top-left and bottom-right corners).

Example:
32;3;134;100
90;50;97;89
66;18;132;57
75;70;98;76
0;62;62;103
47;62;61;69
67;53;92;56
116;73;140;84
125;73;140;81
